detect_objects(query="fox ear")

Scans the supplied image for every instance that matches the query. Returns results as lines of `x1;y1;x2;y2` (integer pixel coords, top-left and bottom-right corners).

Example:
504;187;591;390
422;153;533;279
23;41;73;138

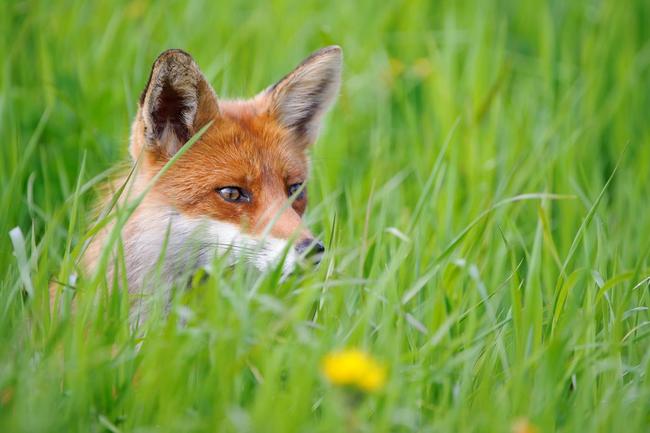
139;49;219;156
266;46;342;144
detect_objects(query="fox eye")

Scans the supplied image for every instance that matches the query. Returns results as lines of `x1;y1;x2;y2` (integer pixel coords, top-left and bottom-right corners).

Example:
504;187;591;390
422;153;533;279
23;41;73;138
288;183;306;200
217;187;251;203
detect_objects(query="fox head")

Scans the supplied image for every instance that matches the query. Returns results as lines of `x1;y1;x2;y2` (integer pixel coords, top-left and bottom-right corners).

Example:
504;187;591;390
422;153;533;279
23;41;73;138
118;46;341;282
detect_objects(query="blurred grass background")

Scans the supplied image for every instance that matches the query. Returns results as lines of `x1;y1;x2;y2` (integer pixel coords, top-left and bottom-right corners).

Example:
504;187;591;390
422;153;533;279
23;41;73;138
1;0;650;431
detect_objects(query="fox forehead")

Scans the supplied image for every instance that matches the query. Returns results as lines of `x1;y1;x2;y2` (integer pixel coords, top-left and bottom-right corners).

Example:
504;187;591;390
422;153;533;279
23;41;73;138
145;103;309;225
152;106;308;188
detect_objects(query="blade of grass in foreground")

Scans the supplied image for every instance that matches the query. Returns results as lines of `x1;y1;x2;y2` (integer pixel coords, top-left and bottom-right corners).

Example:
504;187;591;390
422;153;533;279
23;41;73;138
436;193;576;262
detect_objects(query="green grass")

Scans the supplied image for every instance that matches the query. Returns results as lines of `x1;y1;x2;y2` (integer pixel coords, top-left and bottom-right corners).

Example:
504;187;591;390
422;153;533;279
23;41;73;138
2;0;650;431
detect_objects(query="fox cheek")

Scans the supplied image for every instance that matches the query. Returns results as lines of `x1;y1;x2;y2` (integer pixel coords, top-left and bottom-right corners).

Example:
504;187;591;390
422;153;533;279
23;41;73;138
137;49;219;157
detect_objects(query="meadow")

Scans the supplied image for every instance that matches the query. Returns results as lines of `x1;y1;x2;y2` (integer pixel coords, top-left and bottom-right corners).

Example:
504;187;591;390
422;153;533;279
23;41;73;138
1;0;649;431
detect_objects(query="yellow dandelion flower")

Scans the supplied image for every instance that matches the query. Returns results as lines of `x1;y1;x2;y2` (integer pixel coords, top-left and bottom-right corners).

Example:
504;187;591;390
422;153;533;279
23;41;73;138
321;349;386;392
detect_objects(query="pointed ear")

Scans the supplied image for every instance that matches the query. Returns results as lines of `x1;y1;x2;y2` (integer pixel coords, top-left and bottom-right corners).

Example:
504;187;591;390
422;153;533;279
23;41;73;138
265;46;342;144
139;49;219;156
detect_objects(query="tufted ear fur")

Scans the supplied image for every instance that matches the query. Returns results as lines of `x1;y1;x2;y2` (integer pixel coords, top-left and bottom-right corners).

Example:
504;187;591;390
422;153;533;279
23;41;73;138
265;46;342;145
138;49;219;156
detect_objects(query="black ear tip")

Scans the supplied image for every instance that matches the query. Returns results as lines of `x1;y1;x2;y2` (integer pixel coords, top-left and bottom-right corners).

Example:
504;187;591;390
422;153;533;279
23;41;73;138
154;48;195;65
318;46;343;64
324;45;342;54
304;45;343;65
315;45;342;55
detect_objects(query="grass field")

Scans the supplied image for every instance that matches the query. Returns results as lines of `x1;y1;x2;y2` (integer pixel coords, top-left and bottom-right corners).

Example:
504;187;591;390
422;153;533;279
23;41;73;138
2;0;650;432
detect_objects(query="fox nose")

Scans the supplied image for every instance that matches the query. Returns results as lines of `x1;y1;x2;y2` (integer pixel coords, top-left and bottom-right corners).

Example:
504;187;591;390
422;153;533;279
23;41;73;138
295;238;325;264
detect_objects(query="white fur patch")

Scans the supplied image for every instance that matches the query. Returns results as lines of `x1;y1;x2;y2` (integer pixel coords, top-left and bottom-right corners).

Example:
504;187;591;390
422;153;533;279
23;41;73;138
122;208;297;292
123;207;298;325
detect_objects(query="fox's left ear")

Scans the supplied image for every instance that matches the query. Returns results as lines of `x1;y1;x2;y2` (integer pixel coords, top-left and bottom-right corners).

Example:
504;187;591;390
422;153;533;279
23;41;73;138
265;46;342;145
138;49;219;157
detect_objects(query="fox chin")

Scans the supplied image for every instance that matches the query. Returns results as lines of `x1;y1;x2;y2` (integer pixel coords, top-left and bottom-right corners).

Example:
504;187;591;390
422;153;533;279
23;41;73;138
61;46;342;310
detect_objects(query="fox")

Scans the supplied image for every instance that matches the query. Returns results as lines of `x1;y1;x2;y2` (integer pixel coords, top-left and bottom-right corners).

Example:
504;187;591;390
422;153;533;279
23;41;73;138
52;46;342;313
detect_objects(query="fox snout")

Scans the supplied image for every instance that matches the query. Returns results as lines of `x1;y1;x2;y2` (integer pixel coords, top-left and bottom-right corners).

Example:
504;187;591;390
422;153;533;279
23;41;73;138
295;238;325;264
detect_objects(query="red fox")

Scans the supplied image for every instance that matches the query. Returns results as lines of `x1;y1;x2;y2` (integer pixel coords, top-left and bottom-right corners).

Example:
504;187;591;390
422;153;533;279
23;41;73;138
56;46;342;309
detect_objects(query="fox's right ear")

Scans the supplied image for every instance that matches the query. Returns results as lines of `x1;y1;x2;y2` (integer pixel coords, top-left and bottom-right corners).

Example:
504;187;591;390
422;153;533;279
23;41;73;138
137;49;219;157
